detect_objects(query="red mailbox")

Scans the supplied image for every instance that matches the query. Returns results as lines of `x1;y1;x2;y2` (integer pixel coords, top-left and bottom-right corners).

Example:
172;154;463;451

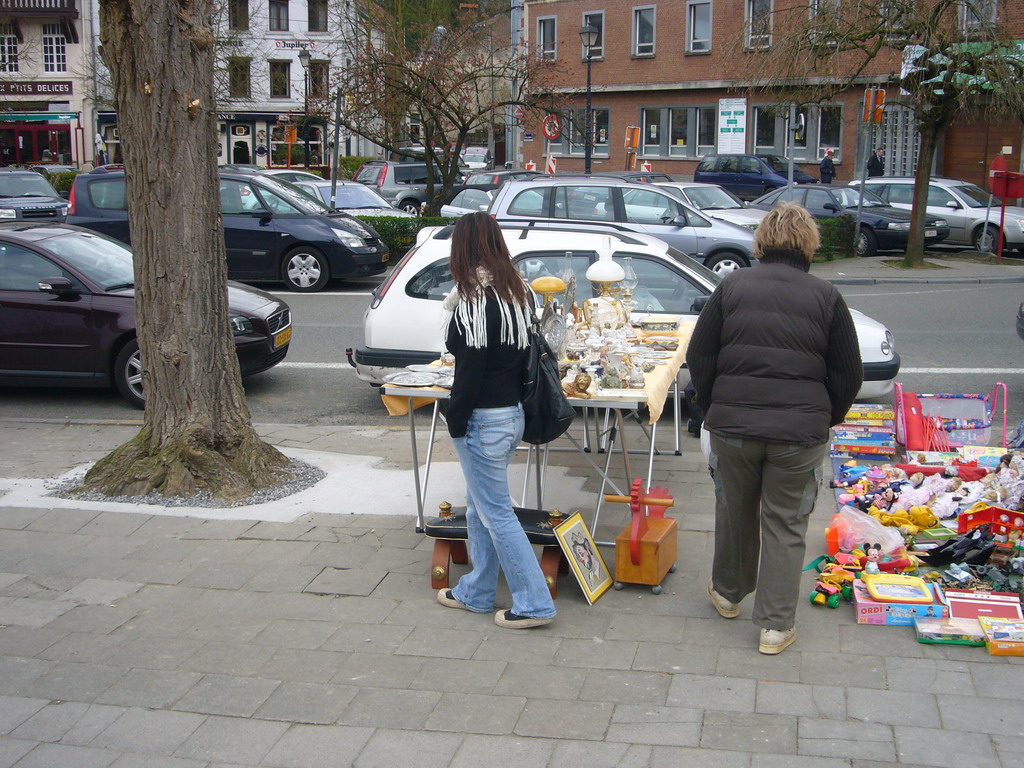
991;171;1024;199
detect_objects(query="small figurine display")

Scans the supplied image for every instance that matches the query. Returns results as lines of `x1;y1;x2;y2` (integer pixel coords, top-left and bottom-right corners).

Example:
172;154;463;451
563;372;594;400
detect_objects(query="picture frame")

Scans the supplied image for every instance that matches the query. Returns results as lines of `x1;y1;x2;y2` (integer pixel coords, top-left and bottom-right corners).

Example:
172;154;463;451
554;511;612;604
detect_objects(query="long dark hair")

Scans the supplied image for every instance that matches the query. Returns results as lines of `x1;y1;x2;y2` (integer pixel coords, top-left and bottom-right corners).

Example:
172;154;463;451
450;212;528;306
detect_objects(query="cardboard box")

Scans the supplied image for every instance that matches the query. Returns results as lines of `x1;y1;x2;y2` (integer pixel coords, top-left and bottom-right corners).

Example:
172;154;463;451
913;616;986;646
978;617;1024;656
943;589;1024;621
853;579;948;625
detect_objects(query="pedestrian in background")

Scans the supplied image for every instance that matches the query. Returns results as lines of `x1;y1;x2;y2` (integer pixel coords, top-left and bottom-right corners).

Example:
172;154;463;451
866;147;884;177
819;148;836;184
685;203;862;655
436;212;556;630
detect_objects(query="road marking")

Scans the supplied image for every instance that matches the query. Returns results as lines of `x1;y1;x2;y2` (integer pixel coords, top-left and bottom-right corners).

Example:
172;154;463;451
901;367;1024;374
278;362;356;370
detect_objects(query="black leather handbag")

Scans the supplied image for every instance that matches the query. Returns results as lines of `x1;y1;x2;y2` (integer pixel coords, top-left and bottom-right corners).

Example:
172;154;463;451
521;323;574;445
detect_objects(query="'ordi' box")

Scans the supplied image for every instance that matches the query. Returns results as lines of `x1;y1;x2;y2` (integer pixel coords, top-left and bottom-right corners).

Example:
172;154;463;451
853;580;948;625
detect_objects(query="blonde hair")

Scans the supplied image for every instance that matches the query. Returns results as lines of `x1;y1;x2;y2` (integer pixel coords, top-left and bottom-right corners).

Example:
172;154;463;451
753;202;820;263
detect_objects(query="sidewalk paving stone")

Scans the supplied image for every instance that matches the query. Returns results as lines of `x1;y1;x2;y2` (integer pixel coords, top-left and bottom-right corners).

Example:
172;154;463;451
173;673;280;717
0;696;47;735
514;699;614;740
605;704;702;747
253;681;358;724
332;651;426;690
699;710;798;753
579;668;672;705
353;728;463;768
0;738;37;767
337;687;442;729
172;715;289;764
89;707;206;754
424;691;526;735
8;742;118;768
16;660;125;703
491;661;587;701
259;723;375;768
894;725;1000;768
449;734;557;768
550;740;653;768
94;668;203;709
8;702;125;746
35;632;126;665
408;657;506;694
667;673;756;712
755;681;847;719
847;688;941;728
257;647;352;684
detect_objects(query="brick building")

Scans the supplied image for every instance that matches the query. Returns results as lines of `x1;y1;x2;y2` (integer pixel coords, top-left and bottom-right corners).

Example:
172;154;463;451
520;0;1023;187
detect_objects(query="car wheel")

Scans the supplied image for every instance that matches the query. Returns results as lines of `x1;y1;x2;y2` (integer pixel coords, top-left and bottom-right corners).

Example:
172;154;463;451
855;226;878;258
973;224;1000;253
282;246;330;292
399;199;421;215
114;339;145;409
705;251;749;276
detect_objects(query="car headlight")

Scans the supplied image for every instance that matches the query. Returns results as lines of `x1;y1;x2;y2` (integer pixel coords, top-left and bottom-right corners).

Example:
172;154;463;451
888;222;911;231
881;330;895;356
337;233;366;248
0;209;17;219
60;206;69;217
230;315;253;335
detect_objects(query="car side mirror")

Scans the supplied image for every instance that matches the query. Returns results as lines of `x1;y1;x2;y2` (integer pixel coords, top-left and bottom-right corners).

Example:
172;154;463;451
823;203;839;212
249;209;272;218
691;295;709;313
38;276;78;297
945;200;960;209
671;215;689;227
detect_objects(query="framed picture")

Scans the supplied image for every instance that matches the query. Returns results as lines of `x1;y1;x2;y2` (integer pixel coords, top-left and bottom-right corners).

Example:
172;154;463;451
554;511;612;604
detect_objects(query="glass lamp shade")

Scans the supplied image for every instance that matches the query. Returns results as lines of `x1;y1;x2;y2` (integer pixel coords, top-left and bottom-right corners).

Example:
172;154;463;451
580;24;599;48
585;252;625;284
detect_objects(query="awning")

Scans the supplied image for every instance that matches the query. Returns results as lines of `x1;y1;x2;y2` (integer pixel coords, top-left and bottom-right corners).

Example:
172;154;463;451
0;112;78;122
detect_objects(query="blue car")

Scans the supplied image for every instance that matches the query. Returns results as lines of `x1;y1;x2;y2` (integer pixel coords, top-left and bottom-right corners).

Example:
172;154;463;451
694;154;817;200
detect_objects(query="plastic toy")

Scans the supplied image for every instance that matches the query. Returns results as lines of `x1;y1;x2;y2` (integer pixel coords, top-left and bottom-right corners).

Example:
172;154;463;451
809;564;856;608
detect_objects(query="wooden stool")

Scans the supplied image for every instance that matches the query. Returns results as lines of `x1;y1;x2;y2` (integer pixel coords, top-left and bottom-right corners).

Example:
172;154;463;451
424;502;568;597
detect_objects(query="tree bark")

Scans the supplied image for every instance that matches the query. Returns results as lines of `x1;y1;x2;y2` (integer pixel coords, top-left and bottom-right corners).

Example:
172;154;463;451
81;0;290;500
901;116;949;268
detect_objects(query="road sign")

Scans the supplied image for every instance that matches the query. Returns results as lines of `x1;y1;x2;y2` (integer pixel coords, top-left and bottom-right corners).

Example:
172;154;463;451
284;126;297;144
525;161;536;171
513;106;525;121
546;156;557;175
641;161;652;172
542;114;562;141
863;88;886;123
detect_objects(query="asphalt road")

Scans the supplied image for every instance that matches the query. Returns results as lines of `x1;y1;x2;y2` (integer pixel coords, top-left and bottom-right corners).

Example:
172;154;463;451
2;277;1022;442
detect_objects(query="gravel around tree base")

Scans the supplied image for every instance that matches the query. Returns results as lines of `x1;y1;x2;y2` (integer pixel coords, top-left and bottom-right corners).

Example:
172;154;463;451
46;458;326;508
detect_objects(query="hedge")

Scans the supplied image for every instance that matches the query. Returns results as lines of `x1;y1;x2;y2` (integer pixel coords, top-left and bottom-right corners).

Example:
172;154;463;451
816;214;856;260
357;215;458;257
337;156;374;180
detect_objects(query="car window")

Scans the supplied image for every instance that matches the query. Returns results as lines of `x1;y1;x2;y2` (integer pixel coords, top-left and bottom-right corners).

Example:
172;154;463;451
406;259;455;300
0;174;60;198
951;183;992;207
451;189;491;210
622;188;680;225
696;156;717;173
507;187;551;217
683;186;744;210
43;231;133;289
738;157;761;175
775;187;803;204
0;243;68;291
515;252;594;295
926;185;956;207
395;166;428;184
87;178;128;210
255;184;306;215
554;185;614;221
805;189;834;210
762;156;789;173
885;184;914;205
719;157;739;173
626;255;707;315
219;179;266;214
465;174;493;185
354;165;382;183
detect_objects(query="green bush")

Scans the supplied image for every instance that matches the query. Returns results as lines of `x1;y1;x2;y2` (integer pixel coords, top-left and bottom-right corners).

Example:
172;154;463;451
337;156;374;180
357;215;457;258
816;214;856;260
43;170;78;195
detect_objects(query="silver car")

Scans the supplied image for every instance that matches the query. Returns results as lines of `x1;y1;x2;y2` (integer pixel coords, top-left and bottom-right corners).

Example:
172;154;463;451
290;179;416;218
851;176;1024;253
655;181;768;230
488;177;756;274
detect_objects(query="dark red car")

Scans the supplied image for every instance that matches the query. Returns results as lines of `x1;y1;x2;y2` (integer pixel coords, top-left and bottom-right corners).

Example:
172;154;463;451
0;222;291;407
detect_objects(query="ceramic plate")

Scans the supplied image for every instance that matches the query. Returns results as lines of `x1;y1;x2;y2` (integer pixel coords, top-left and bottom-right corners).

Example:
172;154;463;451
643;336;679;345
435;374;454;388
406;364;441;372
384;371;440;387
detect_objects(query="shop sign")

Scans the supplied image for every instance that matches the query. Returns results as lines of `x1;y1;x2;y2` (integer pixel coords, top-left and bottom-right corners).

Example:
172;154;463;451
717;98;746;154
274;41;316;50
0;81;73;96
0;111;77;122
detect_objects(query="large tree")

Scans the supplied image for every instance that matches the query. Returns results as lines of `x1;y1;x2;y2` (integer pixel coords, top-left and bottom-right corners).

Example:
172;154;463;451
734;0;1024;266
336;0;563;213
79;0;292;500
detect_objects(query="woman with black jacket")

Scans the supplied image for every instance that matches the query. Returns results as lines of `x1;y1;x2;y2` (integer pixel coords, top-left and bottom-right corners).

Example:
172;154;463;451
435;212;556;629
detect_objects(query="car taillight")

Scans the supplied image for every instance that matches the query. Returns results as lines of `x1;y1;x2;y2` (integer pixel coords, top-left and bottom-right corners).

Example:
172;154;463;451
370;246;419;309
67;184;76;215
375;167;387;187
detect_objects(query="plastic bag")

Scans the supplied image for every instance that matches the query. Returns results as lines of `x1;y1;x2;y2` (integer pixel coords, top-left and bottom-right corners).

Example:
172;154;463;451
835;505;905;554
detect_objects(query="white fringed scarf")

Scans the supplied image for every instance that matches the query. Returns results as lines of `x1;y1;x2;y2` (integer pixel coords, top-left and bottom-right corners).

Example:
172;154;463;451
443;267;531;350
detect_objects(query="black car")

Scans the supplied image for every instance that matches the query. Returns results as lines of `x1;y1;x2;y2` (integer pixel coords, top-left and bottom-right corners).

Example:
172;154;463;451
0;222;291;408
67;168;389;292
0;169;69;222
749;184;950;257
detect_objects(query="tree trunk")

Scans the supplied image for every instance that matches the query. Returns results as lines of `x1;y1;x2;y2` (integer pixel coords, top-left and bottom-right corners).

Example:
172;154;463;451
81;0;290;500
901;118;947;268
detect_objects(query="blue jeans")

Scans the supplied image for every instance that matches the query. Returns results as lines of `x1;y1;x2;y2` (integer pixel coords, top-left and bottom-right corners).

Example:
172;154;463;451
451;405;556;619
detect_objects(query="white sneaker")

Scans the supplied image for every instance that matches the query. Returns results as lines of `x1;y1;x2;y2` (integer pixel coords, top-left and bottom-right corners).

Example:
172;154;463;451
707;580;740;618
759;628;796;655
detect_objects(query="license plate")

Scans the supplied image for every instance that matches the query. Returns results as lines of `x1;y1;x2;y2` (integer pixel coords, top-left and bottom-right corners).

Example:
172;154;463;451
382;254;389;263
926;229;937;237
274;326;292;349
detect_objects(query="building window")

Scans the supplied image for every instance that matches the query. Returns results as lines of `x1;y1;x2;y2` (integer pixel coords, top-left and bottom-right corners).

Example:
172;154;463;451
228;58;251;98
309;60;329;98
642;108;662;155
960;0;995;30
669;108;688;156
633;7;655;56
818;105;841;157
582;12;604;59
269;0;289;32
269;60;290;98
697;107;716;154
0;23;18;73
537;17;556;60
686;0;711;52
42;24;67;73
309;0;328;32
229;0;249;30
746;0;772;49
754;107;777;150
880;1;909;43
550;108;610;156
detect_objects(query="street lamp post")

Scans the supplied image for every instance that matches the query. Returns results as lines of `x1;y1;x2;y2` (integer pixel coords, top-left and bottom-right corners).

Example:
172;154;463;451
298;47;311;170
579;24;598;174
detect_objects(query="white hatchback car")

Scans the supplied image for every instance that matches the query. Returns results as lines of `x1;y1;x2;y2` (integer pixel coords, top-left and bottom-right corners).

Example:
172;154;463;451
655;181;769;230
349;224;899;400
